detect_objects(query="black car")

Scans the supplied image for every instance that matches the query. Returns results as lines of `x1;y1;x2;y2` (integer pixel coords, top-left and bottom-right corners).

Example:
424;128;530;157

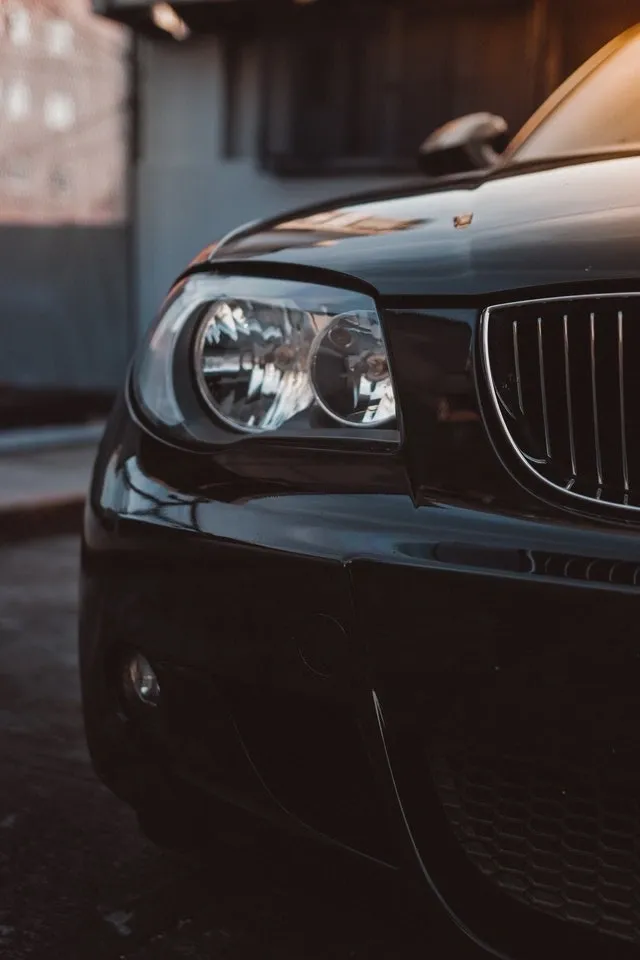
80;23;640;959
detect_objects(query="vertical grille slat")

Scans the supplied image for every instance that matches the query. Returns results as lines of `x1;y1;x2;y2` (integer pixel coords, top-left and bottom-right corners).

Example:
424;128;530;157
618;310;630;498
621;308;640;493
513;321;524;415
589;312;604;489
541;311;572;485
483;295;640;511
537;316;552;460
567;309;599;491
563;314;577;480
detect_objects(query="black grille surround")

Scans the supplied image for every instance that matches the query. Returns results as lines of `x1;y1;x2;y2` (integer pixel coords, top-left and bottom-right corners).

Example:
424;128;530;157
481;294;640;513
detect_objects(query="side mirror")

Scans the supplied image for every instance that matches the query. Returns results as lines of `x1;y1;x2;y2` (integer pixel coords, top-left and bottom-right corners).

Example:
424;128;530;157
418;112;509;177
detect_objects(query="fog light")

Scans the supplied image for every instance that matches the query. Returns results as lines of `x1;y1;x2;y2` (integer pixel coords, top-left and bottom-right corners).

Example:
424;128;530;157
123;652;160;707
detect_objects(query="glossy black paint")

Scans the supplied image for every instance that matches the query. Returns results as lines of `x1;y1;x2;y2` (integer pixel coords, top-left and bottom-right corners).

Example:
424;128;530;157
81;140;640;959
209;155;640;299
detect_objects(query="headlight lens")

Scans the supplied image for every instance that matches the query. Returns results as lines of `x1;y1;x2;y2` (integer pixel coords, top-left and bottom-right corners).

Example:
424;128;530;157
194;296;318;432
134;273;398;444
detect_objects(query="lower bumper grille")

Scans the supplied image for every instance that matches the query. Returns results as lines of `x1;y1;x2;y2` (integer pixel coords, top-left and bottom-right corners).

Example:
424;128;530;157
428;655;640;946
432;745;640;943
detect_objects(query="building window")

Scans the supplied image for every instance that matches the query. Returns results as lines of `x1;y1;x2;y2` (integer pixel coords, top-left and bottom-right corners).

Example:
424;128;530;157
8;6;31;47
0;156;31;191
49;164;71;195
44;92;76;131
6;79;31;120
257;7;424;175
256;3;533;176
44;20;74;58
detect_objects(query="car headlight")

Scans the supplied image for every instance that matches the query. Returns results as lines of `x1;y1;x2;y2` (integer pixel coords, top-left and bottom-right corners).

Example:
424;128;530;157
133;273;399;446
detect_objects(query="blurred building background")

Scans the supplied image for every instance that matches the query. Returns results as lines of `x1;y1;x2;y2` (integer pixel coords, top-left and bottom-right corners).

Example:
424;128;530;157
2;0;638;427
91;0;639;339
0;0;129;427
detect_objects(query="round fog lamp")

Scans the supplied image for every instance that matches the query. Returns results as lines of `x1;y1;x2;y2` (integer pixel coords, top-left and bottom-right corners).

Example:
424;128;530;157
124;652;160;707
309;311;395;427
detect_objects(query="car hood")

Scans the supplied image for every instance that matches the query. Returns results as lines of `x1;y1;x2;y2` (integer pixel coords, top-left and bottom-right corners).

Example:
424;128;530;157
210;156;640;299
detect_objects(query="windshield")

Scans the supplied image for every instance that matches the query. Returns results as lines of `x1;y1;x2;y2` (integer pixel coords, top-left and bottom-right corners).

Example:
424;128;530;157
506;25;640;164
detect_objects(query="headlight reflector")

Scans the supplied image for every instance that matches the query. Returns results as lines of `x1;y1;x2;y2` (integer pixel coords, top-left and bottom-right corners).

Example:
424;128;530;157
135;273;398;443
309;311;395;427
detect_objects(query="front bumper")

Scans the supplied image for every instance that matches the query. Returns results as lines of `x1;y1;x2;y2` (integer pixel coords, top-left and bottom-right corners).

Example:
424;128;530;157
80;403;640;960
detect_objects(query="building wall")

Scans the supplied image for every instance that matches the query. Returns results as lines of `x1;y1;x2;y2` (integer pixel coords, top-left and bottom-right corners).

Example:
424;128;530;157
0;0;130;390
0;0;126;224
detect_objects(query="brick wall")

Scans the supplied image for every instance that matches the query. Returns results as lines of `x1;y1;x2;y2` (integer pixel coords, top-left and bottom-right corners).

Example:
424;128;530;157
0;0;128;225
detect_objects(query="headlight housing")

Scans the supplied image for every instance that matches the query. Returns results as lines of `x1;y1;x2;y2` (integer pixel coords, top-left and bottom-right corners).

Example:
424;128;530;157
133;273;399;447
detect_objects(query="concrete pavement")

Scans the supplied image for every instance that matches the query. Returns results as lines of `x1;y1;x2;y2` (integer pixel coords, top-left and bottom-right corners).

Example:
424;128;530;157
0;439;97;543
